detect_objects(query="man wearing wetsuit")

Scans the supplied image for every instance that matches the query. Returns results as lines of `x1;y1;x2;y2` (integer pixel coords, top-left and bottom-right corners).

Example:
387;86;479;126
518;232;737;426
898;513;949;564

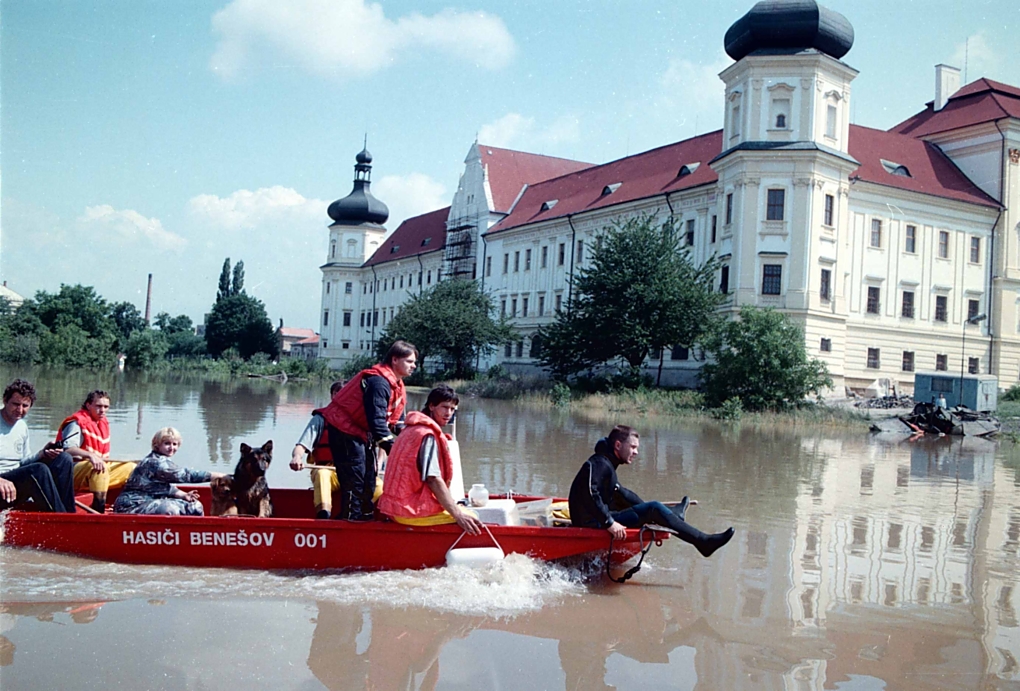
568;424;734;557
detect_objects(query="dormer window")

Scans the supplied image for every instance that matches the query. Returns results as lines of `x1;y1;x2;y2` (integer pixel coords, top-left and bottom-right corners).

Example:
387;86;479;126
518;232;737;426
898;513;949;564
541;199;558;211
601;183;622;196
390;245;400;253
421;237;431;247
677;162;700;178
880;159;912;177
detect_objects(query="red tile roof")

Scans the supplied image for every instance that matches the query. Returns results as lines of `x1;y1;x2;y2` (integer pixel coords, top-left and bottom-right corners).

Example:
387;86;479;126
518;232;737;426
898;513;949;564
478;145;593;213
279;327;317;339
294;335;320;345
848;124;999;208
364;206;450;267
488;131;723;234
890;78;1020;138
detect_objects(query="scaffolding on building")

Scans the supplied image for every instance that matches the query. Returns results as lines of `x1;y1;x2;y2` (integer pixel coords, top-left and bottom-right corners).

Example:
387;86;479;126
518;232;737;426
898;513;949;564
443;221;476;279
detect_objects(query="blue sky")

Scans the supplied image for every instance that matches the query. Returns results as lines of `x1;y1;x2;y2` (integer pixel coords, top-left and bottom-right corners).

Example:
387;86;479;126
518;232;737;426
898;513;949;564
2;0;1017;329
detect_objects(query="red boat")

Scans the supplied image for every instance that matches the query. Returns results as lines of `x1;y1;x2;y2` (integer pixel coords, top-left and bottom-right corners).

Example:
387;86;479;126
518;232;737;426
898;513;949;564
0;486;662;573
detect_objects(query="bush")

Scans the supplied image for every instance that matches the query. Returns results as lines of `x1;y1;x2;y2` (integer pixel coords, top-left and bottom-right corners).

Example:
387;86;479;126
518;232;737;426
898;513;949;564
1002;385;1020;402
340;353;376;380
550;382;571;408
711;397;744;421
124;329;169;370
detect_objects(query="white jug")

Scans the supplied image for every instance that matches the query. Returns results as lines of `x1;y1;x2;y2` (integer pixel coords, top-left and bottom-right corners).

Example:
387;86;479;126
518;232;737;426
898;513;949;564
468;483;489;507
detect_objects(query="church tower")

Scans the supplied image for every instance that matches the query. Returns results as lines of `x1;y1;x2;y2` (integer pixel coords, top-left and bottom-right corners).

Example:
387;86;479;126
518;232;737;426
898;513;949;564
320;147;389;365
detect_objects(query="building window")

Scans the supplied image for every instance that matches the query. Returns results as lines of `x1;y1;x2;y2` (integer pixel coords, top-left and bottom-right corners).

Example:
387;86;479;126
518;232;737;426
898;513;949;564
870;219;882;248
726;193;733;225
342;311;351;327
326;282;330;294
935;295;948;322
538;295;545;316
341;342;349;350
775;113;786;129
323;310;329;326
500;299;506;317
968;357;980;374
529;334;543;358
938;231;949;259
373;311;378;327
515;340;524;358
820;338;832;352
323;340;328;349
826;104;837;139
905;225;917;253
486;256;492;277
514;251;520;272
671;346;689;361
427;270;432;285
731;104;741;138
824;194;835;227
511;298;517;317
867;286;880;314
711;215;717;243
820;269;831;302
522;297;529;317
576;240;584;264
970;237;981;263
555;294;562;313
525;248;532;270
720;265;729;294
867;348;880;369
766;189;785;221
762;264;782;295
504;342;512;357
503;254;509;273
685;219;695;246
417;272;422;286
968;299;980;321
936;354;948;371
902;291;915;318
902;351;915;372
541;246;548;268
558;243;565;266
360;312;365;327
342;281;351;295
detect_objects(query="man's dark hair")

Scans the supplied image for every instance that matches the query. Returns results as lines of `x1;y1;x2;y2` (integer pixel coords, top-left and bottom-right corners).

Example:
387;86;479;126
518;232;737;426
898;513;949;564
83;389;110;408
329;380;344;397
423;384;459;413
607;425;638;450
3;379;37;405
383;340;418;366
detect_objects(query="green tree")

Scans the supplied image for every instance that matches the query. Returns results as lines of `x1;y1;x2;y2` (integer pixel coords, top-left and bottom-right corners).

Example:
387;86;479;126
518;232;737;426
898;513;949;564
110;301;146;347
700;306;832;411
124;329;169;369
33;285;118;342
205;293;278;359
217;258;232;303
375;278;514;378
231;260;245;295
155;311;194;334
538;215;724;382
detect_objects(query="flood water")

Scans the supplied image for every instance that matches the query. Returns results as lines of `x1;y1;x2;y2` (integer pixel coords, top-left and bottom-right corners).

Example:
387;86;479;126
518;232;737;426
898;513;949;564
1;367;1018;690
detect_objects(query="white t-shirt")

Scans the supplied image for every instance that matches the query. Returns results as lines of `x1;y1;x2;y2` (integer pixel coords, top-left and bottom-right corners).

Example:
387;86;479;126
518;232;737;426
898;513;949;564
0;416;34;474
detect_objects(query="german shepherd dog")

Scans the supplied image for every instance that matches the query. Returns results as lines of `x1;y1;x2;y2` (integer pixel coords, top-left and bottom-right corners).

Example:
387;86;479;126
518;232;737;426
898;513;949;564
230;440;273;517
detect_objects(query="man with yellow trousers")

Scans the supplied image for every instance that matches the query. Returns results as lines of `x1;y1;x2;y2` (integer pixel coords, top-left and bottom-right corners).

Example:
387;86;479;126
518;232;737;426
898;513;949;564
56;389;134;513
289;380;346;519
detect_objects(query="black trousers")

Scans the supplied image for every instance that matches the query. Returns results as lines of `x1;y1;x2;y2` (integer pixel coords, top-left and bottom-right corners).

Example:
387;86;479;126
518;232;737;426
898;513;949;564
326;429;377;521
0;461;69;513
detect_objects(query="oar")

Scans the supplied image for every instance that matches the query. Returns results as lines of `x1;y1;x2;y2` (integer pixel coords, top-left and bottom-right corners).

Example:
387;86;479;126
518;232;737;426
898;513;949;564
305;464;336;471
75;500;101;514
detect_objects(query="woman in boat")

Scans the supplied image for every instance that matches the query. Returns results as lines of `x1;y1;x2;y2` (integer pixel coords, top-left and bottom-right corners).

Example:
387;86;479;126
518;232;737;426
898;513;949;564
113;427;225;516
377;385;482;534
306;341;417;521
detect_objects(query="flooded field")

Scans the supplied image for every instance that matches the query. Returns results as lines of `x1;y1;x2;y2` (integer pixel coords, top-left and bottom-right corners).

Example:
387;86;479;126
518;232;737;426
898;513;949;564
1;367;1018;689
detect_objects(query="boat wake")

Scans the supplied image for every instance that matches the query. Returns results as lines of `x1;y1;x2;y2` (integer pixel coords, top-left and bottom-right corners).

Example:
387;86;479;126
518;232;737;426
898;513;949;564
0;547;588;617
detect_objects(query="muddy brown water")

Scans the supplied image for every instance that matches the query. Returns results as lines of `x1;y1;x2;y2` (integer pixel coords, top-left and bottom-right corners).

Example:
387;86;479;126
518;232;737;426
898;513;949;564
0;368;1018;690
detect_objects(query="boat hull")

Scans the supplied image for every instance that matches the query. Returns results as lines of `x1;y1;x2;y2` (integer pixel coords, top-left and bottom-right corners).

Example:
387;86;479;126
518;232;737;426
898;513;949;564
1;488;654;572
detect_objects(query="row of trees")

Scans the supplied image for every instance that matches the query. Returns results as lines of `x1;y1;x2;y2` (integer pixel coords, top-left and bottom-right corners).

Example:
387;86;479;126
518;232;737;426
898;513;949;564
375;215;830;410
0;258;278;370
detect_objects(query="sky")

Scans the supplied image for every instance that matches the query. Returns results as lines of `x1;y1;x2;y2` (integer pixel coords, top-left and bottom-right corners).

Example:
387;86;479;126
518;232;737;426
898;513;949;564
2;0;1017;329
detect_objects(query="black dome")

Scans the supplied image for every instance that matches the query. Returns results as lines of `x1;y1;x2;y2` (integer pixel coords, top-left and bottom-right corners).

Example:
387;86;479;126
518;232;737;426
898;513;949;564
328;150;389;226
724;0;854;62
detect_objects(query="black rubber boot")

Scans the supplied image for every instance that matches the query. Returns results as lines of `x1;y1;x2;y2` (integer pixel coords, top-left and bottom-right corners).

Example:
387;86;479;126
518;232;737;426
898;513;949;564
668;520;734;558
671;496;690;522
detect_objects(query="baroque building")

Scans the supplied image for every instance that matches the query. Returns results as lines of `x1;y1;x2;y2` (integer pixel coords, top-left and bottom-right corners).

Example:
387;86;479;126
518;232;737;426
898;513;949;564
319;0;1020;393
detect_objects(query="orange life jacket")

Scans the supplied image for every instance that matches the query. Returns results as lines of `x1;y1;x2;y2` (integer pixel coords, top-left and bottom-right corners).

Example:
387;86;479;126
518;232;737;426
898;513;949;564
56;409;111;457
311;422;333;464
376;411;452;519
317;364;405;443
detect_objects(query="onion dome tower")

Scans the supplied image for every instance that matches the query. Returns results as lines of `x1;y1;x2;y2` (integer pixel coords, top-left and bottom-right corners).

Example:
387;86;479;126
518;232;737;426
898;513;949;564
724;0;854;62
328;147;390;227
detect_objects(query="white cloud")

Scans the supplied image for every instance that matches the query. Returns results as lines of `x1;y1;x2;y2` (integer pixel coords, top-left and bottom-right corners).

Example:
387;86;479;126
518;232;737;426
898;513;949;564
478;113;581;150
78;205;187;251
950;33;1001;84
210;0;515;78
373;172;448;229
187;185;325;231
654;54;729;135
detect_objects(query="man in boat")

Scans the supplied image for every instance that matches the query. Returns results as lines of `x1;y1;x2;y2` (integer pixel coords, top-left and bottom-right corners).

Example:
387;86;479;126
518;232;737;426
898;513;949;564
377;385;482;534
293;341;417;521
568;425;734;557
0;379;75;513
288;379;345;519
56;389;135;514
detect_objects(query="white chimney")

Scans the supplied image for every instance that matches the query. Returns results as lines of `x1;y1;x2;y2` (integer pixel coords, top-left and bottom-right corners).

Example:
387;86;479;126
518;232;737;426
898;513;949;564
935;64;961;111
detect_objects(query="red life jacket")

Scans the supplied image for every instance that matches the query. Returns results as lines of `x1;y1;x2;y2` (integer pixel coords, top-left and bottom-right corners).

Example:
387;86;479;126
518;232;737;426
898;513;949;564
311;423;333;464
316;364;405;443
377;411;452;519
56;409;111;457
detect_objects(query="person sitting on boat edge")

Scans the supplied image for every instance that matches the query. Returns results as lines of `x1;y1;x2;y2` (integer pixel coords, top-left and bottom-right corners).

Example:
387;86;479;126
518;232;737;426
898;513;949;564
377;385;482;535
56;389;135;514
301;340;417;521
568;425;734;557
114;427;227;516
288;380;345;519
0;378;75;513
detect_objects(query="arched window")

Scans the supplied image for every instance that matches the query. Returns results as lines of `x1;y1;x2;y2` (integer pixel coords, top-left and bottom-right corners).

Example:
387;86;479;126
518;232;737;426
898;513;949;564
775;113;786;129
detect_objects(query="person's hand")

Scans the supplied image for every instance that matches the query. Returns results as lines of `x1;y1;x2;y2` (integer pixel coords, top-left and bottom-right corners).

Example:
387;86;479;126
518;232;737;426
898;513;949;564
87;453;105;473
290;447;306;471
607;521;627;540
43;447;61;460
0;477;16;504
453;508;483;536
181;490;200;503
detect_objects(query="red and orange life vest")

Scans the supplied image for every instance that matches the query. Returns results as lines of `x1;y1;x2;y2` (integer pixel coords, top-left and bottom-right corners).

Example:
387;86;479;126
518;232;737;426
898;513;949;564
55;409;111;458
311;424;333;464
377;411;453;519
316;364;405;443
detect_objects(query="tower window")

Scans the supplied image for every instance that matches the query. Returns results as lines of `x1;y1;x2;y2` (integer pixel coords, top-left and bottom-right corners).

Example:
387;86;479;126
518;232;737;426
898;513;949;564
824;195;835;227
725;193;734;225
762;265;782;295
766;189;785;221
775;113;786;129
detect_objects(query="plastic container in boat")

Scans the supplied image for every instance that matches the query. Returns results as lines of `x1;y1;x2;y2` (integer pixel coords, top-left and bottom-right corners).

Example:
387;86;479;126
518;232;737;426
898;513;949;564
467;483;489;507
